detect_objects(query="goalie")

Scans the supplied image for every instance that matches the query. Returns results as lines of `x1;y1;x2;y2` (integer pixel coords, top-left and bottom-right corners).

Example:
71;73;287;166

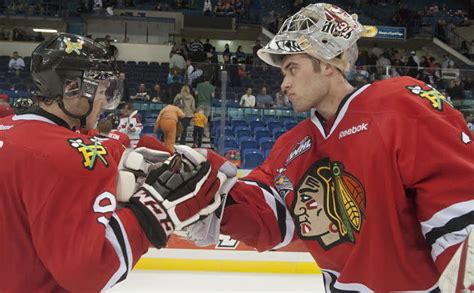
181;3;474;292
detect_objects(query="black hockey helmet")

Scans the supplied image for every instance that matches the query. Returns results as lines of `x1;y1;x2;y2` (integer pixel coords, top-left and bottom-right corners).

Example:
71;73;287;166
13;97;35;114
31;33;123;112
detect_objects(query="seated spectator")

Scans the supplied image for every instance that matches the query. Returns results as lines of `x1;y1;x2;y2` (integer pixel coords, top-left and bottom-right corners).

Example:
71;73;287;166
238;64;249;79
8;51;25;72
240;87;255;107
0;94;13;118
187;39;205;62
274;89;289;108
256;86;273;108
151;83;164;103
214;2;224;16
446;79;465;100
222;2;235;16
132;83;150;101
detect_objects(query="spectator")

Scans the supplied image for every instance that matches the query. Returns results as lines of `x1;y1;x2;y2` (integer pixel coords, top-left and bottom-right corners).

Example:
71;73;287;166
167;67;185;103
256;86;273;108
274;89;289;108
104;38;118;58
34;32;45;42
195;78;215;136
203;0;212;15
235;45;246;64
132;83;150;101
214;1;224;16
240;87;255;107
187;39;205;62
153;104;185;152
203;39;212;53
169;50;186;73
222;2;235;16
151;83;164;103
376;53;391;76
223;43;231;61
186;59;204;88
0;94;13;118
192;107;208;147
252;39;262;66
441;55;453;69
8;51;25;72
118;72;130;102
173;85;195;145
446;79;465;100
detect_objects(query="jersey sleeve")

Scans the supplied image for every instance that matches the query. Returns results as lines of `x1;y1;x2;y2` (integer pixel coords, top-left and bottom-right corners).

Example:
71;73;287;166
395;97;474;273
26;147;150;291
221;142;296;252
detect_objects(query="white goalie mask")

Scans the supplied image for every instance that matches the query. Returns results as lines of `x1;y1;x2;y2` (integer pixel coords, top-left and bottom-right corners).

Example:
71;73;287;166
257;3;364;74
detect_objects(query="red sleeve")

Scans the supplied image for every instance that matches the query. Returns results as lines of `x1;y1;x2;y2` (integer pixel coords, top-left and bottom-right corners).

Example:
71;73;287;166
27;142;150;291
393;92;474;273
221;143;296;251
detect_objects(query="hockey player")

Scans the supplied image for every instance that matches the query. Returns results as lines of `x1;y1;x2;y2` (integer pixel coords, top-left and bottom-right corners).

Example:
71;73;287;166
117;102;143;147
183;3;474;291
89;113;131;148
0;33;227;292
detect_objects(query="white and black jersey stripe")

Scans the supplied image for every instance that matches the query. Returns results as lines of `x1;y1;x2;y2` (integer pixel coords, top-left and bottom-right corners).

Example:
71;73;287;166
420;199;474;261
322;269;439;293
102;213;133;290
239;179;295;250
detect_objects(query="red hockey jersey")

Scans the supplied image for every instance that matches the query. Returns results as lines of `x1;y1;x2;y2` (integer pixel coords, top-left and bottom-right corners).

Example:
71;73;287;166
222;77;474;291
0;113;150;292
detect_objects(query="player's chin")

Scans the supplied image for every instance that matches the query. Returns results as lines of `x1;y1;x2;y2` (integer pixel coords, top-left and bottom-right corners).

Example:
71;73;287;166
292;104;309;113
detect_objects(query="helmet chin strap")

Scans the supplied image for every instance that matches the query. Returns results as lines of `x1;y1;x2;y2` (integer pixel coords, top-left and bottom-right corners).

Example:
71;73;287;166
57;97;94;129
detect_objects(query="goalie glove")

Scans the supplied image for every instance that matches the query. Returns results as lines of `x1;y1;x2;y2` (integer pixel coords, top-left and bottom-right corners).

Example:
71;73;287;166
127;154;222;249
174;146;238;246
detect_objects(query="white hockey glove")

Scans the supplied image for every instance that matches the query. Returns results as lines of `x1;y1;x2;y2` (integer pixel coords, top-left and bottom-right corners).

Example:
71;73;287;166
116;147;171;202
127;154;223;249
174;146;238;246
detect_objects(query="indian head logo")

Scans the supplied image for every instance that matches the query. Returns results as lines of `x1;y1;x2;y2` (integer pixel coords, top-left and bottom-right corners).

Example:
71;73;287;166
291;158;366;250
406;84;453;112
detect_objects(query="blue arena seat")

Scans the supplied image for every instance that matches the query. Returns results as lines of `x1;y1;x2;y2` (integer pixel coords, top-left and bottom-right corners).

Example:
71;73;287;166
242;150;265;169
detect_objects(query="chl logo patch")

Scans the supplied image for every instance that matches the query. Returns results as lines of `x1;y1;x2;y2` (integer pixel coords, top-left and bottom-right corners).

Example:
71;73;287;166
291;158;366;250
274;168;294;200
68;137;109;170
406;84;453;111
285;136;313;166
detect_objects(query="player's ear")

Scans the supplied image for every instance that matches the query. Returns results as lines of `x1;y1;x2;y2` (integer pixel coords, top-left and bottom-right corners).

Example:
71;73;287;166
320;61;336;76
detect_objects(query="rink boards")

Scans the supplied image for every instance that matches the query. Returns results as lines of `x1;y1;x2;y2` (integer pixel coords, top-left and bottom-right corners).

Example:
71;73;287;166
136;236;320;274
136;170;321;274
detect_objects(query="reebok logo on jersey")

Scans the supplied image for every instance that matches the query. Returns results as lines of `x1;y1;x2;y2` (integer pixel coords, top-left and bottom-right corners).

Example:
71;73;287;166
339;123;369;139
285;136;312;166
462;132;471;144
